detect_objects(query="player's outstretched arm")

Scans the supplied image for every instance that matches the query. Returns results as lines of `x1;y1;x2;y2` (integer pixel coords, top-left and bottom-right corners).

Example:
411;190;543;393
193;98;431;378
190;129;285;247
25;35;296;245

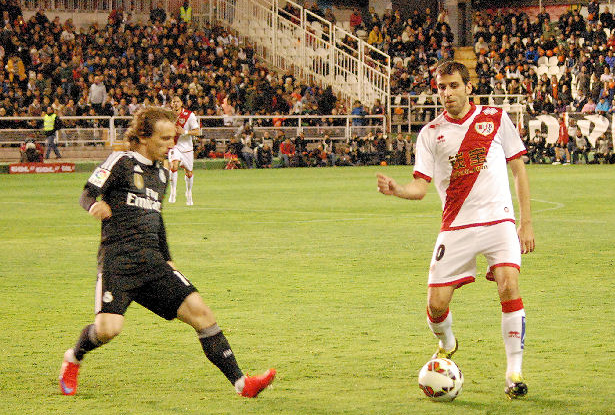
509;158;535;254
377;173;429;200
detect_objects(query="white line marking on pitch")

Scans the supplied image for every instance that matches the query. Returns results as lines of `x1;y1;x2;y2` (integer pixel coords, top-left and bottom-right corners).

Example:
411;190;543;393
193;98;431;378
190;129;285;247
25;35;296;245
531;198;565;214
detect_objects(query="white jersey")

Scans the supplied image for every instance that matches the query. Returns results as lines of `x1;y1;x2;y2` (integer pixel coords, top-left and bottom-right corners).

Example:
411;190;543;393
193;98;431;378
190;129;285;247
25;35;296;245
414;104;526;231
174;109;199;153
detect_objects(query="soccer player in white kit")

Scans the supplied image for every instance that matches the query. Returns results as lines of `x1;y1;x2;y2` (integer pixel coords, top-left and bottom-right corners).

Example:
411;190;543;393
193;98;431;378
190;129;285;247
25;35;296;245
169;96;200;205
377;61;535;399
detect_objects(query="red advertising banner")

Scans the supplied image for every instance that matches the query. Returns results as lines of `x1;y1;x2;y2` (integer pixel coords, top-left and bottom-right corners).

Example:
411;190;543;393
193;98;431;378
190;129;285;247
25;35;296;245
9;162;76;174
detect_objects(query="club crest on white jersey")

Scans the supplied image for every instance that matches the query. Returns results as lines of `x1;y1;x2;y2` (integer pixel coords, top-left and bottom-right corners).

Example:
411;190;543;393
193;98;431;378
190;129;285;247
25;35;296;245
475;121;495;136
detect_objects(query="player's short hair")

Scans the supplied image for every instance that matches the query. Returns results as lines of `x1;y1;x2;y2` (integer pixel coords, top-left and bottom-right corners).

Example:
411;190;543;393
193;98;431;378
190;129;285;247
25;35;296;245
435;61;471;85
124;106;176;149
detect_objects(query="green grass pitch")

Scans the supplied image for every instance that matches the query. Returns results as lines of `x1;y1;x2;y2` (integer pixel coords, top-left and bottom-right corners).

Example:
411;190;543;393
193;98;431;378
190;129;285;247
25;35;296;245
1;165;614;414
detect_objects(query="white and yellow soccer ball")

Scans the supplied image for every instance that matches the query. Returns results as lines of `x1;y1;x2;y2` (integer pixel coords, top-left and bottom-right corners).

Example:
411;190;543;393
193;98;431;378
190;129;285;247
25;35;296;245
418;358;463;402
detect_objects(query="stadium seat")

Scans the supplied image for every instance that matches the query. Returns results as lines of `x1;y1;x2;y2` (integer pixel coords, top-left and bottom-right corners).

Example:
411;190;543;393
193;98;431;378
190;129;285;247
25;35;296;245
605;28;611;38
578;37;585;47
537;56;548;66
537;65;548;76
548;56;558;67
548;65;560;77
393;56;403;66
403;57;412;67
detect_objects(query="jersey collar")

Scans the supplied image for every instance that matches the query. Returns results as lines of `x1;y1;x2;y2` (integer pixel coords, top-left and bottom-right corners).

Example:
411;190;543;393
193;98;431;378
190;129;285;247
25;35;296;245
443;102;476;125
130;151;154;165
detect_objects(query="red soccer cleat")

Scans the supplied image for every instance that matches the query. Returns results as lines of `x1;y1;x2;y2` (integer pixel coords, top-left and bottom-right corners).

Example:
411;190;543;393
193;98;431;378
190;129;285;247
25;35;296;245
59;349;80;396
239;369;276;398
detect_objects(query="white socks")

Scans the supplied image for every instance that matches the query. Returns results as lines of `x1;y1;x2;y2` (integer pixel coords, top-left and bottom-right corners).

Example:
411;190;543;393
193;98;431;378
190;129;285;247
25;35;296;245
427;309;456;351
502;309;525;376
185;175;193;194
170;170;178;196
234;376;246;393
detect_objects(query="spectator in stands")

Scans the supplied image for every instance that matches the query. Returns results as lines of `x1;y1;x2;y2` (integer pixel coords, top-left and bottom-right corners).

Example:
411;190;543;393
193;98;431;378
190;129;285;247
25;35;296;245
88;76;107;115
571;128;591;164
596;96;611;115
601;6;614;29
594;134;613;163
581;97;597;114
42;105;62;159
351;100;366;126
367;25;383;48
588;0;600;24
254;141;271;168
349;8;363;32
554;114;570;165
150;1;166;24
279;136;295;168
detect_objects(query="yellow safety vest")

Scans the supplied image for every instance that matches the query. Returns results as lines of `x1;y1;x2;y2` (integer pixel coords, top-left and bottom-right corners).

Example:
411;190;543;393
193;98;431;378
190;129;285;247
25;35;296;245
180;6;192;22
43;113;57;131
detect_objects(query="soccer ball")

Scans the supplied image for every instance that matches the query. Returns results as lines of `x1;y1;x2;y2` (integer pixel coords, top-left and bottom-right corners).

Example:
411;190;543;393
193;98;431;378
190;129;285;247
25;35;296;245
418;358;463;402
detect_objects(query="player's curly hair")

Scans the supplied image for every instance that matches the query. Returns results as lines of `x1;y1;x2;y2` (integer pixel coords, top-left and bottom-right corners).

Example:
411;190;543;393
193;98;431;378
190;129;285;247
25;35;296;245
124;106;176;150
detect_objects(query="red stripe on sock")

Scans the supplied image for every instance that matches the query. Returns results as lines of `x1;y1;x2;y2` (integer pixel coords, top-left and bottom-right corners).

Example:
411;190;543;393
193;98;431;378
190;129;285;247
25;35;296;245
501;298;524;313
427;307;449;323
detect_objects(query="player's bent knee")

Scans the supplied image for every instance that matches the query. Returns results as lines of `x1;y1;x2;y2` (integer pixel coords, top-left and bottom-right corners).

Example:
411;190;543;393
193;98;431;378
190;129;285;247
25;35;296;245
94;314;124;342
185;170;193;178
177;293;216;330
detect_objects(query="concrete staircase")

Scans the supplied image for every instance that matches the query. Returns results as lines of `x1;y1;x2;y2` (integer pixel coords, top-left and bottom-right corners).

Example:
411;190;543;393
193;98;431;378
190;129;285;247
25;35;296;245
454;46;478;85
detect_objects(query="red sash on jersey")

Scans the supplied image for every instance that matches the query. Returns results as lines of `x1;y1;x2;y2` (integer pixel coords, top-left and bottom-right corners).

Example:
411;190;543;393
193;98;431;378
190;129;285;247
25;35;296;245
175;109;191;145
441;107;502;230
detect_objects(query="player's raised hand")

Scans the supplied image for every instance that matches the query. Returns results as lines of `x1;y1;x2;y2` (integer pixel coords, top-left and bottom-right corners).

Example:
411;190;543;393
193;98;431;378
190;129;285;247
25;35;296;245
377;173;398;196
89;201;112;220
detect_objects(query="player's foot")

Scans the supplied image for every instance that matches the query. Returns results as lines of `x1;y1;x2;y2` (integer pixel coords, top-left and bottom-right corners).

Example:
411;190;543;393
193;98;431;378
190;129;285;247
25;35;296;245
552;161;561;165
59;349;80;396
186;192;193;206
239;369;276;398
505;373;528;399
169;191;176;203
432;339;458;359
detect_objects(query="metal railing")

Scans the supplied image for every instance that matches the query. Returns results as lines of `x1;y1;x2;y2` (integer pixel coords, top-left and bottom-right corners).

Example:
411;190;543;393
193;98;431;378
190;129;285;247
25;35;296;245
213;0;390;124
0;114;386;147
390;94;526;132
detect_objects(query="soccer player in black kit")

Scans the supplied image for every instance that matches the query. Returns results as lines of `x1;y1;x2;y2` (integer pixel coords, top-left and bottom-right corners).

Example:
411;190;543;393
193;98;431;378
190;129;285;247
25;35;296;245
58;106;275;397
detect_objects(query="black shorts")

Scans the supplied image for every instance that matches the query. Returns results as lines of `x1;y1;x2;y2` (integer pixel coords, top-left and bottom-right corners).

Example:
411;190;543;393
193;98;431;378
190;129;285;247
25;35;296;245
95;262;198;320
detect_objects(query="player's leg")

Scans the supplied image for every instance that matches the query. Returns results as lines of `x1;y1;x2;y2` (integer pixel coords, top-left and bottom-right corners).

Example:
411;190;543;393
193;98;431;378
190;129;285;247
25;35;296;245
425;229;478;359
176;292;276;397
184;169;193;205
427;285;457;358
168;153;180;203
483;222;526;398
60;273;128;395
181;152;194;205
493;266;527;399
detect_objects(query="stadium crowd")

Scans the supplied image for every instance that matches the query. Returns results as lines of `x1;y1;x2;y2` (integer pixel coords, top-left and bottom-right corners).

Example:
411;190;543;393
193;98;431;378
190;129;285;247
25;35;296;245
0;1;357;125
1;0;613;164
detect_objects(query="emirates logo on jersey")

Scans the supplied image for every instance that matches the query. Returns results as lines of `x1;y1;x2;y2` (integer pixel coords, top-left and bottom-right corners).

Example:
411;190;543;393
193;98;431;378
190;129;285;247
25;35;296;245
475;121;494;136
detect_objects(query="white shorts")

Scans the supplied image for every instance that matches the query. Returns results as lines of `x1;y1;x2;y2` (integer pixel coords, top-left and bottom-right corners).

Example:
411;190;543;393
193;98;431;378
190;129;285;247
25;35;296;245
428;221;521;288
168;147;194;172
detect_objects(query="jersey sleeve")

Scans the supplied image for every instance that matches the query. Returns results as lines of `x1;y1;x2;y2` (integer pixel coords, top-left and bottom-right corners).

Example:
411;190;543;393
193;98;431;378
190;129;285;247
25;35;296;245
186;113;200;132
84;152;128;197
499;111;526;161
413;126;435;182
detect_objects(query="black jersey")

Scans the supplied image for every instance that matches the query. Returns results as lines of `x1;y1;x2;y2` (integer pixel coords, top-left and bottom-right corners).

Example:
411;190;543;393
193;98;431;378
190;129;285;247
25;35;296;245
83;151;171;277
